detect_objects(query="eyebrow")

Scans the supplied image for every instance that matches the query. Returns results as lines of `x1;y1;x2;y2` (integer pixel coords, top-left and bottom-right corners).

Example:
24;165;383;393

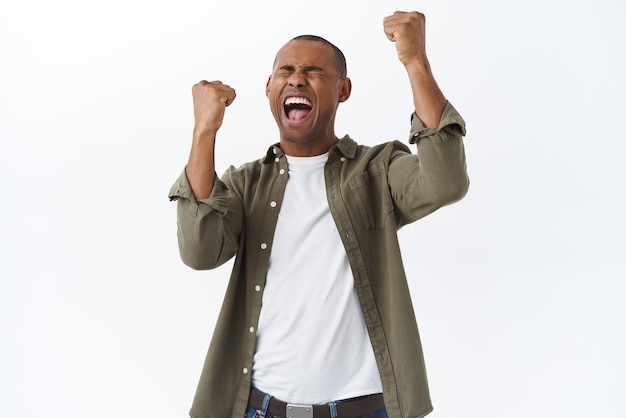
279;65;325;72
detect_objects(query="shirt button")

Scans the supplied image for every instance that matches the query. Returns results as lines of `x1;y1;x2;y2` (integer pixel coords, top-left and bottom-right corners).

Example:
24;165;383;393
249;326;255;333
243;367;248;374
275;157;280;163
255;285;261;292
260;243;268;250
270;201;277;208
340;157;346;162
279;169;285;175
272;148;277;155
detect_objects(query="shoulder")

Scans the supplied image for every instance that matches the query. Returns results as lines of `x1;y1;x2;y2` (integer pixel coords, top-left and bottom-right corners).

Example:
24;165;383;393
353;140;413;166
217;155;266;194
221;157;261;176
339;135;412;160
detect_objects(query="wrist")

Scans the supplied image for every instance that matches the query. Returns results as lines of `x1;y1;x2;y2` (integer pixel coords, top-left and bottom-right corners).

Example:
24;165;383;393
402;56;432;76
192;125;218;142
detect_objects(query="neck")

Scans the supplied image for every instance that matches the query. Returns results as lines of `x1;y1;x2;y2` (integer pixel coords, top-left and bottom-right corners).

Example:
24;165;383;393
279;136;339;157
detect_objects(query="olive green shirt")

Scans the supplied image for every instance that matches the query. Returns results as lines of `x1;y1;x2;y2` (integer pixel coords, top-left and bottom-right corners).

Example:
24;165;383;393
169;102;469;418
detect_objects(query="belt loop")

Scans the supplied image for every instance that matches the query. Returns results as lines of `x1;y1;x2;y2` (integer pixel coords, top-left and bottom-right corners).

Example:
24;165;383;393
329;401;338;418
259;393;273;418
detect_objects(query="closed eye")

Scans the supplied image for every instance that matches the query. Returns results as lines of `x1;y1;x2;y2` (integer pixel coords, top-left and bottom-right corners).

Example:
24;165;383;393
277;65;326;76
303;66;324;73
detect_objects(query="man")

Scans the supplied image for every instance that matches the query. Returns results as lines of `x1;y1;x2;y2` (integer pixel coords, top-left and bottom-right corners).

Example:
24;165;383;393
169;10;468;418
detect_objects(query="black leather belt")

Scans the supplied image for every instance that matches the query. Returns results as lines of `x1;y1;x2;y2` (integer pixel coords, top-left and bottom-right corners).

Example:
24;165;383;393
248;389;385;418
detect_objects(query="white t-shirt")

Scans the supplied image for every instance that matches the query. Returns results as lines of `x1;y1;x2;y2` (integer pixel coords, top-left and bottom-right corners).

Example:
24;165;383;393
251;152;383;404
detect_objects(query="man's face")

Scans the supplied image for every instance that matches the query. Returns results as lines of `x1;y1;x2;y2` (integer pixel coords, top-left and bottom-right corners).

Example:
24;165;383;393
266;40;351;154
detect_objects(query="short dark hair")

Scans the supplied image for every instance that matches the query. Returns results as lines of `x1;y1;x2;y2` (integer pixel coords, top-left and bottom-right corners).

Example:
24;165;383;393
279;35;348;79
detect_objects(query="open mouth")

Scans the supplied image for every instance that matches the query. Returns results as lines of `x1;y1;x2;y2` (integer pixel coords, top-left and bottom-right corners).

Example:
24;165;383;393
284;96;312;121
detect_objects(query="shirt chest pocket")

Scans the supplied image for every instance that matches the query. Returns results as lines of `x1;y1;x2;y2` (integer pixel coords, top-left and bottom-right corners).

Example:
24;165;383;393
347;161;394;230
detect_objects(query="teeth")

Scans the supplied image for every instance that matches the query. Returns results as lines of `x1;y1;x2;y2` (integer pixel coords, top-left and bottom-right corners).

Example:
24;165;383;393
284;96;312;107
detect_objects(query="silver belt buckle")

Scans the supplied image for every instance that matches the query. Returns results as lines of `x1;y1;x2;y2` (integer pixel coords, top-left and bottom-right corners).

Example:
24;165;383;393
286;403;313;418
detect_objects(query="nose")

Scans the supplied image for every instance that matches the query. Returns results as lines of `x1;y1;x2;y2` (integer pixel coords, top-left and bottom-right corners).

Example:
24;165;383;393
288;70;306;88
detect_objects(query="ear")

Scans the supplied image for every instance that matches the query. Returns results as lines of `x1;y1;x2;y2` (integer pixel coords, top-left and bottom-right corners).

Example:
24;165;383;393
338;77;352;103
266;75;272;98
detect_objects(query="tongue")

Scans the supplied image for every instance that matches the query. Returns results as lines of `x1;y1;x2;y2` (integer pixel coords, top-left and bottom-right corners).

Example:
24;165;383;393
288;108;310;121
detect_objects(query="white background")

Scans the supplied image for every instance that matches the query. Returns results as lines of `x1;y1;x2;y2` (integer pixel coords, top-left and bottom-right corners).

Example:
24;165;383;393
1;1;625;417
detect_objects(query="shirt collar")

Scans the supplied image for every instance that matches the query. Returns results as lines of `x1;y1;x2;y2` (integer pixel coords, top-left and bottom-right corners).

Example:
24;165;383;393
263;135;357;164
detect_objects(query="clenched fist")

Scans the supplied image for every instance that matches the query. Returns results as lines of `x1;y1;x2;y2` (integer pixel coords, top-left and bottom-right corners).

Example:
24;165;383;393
192;80;237;135
383;11;428;67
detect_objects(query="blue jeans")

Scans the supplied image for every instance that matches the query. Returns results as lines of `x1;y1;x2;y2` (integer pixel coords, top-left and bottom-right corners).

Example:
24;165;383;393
243;399;388;418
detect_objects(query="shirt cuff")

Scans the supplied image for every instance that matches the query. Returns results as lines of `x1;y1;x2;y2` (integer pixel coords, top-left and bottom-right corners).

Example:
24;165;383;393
168;169;231;216
168;169;196;202
408;101;467;144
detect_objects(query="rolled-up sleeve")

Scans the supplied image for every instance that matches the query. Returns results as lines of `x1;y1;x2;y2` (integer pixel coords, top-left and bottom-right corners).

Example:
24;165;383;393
168;169;243;270
389;101;469;227
408;101;467;143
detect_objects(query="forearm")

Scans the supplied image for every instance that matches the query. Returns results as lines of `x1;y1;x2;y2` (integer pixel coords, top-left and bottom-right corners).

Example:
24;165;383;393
186;129;217;199
404;59;447;129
